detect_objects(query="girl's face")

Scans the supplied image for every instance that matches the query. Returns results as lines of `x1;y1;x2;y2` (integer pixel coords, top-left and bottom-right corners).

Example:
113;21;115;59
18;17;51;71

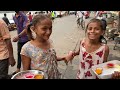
86;22;103;40
34;18;52;41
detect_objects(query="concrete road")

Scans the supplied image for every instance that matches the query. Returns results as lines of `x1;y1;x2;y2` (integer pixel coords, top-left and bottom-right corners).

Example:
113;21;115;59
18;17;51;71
9;14;120;79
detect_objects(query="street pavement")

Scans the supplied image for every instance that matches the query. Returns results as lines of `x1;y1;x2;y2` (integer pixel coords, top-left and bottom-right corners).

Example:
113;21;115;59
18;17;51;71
9;13;120;79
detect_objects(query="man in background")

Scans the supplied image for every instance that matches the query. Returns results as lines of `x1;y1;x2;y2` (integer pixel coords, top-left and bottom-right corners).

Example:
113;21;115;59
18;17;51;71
12;11;29;75
0;19;16;79
2;13;10;26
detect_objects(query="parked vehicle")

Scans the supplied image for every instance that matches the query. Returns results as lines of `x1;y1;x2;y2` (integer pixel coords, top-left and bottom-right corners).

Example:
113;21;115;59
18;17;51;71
55;11;67;18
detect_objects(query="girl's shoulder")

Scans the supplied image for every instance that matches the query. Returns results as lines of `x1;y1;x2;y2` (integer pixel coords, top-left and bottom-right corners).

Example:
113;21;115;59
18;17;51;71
23;41;31;46
104;44;109;51
22;41;32;49
48;39;54;48
101;43;109;49
80;38;86;45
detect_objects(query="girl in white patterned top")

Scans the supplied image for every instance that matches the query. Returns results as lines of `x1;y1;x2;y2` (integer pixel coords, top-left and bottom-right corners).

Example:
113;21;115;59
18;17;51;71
67;18;110;79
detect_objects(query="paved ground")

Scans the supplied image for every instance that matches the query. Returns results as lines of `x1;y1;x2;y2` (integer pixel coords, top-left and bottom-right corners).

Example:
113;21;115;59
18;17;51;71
9;13;120;79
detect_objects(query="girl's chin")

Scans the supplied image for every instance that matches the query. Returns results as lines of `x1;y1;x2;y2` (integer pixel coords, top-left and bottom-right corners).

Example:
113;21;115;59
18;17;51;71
44;37;50;40
88;37;96;40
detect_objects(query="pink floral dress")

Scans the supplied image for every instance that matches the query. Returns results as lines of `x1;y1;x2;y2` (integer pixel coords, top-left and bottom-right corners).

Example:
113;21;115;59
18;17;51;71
20;41;61;79
76;39;106;79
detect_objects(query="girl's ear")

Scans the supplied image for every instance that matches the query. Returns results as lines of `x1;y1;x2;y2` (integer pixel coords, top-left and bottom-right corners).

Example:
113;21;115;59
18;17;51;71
102;30;105;35
30;26;34;31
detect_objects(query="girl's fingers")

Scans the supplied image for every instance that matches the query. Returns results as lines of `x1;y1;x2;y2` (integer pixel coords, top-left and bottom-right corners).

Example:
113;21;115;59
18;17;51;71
112;71;120;79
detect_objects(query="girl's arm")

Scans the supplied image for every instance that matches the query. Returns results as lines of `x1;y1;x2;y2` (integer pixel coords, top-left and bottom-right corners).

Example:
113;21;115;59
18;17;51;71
73;40;81;56
6;39;16;67
21;55;31;70
73;48;80;56
56;40;81;62
56;48;80;62
103;45;109;63
12;29;27;42
57;56;66;61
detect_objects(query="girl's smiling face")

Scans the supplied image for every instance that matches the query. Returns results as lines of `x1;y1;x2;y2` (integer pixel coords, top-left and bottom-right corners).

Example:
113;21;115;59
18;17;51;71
86;22;104;40
33;18;52;41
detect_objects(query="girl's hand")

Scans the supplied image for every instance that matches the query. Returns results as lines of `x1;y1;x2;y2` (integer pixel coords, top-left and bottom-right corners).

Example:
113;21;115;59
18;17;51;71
9;57;16;67
112;71;120;79
12;36;19;42
65;51;75;64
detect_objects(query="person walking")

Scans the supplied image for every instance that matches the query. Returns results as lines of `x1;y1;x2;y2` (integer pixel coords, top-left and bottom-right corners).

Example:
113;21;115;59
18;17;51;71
12;11;29;75
0;19;16;79
2;13;10;26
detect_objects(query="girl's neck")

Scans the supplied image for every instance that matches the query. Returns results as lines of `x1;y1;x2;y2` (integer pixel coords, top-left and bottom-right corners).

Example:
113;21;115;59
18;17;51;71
32;39;50;49
86;38;100;45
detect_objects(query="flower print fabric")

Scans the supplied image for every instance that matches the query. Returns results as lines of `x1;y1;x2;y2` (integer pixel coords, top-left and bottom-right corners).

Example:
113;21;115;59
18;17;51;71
20;40;61;79
76;39;106;79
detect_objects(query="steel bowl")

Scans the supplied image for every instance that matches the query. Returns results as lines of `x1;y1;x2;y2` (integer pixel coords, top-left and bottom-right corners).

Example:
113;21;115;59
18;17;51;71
11;70;48;79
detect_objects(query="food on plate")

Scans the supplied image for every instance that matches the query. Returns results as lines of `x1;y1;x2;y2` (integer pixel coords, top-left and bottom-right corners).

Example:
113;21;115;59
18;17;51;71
34;74;44;79
24;73;35;79
107;63;114;68
95;68;103;75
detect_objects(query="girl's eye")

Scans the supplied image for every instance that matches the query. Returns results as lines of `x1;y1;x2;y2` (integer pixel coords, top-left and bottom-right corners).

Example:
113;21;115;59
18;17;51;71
42;27;47;30
88;27;92;30
95;27;100;30
49;27;52;30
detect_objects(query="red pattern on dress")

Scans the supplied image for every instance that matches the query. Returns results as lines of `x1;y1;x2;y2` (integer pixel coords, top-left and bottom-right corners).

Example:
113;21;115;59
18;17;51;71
84;71;92;77
83;52;88;60
87;54;92;59
96;50;103;58
81;62;85;69
86;60;94;69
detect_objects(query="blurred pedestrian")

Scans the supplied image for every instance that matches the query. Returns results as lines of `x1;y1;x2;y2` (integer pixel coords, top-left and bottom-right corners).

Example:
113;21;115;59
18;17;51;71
51;11;55;22
0;19;16;79
28;12;33;23
2;13;10;26
12;11;29;75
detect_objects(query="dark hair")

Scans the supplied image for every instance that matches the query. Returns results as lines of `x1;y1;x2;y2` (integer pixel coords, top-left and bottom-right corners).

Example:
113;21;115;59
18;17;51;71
29;12;31;14
85;18;106;43
27;14;51;40
15;11;19;13
27;22;33;40
4;13;6;17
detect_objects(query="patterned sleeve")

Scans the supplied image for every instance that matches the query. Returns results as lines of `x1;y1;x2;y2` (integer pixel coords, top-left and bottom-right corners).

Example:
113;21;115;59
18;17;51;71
20;43;30;57
0;21;11;40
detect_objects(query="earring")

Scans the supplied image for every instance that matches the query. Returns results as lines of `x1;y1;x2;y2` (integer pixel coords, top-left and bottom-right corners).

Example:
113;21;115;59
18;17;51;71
31;29;36;39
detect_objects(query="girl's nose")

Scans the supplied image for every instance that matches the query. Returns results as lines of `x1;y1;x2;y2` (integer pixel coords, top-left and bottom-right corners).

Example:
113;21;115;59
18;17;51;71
90;29;95;32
